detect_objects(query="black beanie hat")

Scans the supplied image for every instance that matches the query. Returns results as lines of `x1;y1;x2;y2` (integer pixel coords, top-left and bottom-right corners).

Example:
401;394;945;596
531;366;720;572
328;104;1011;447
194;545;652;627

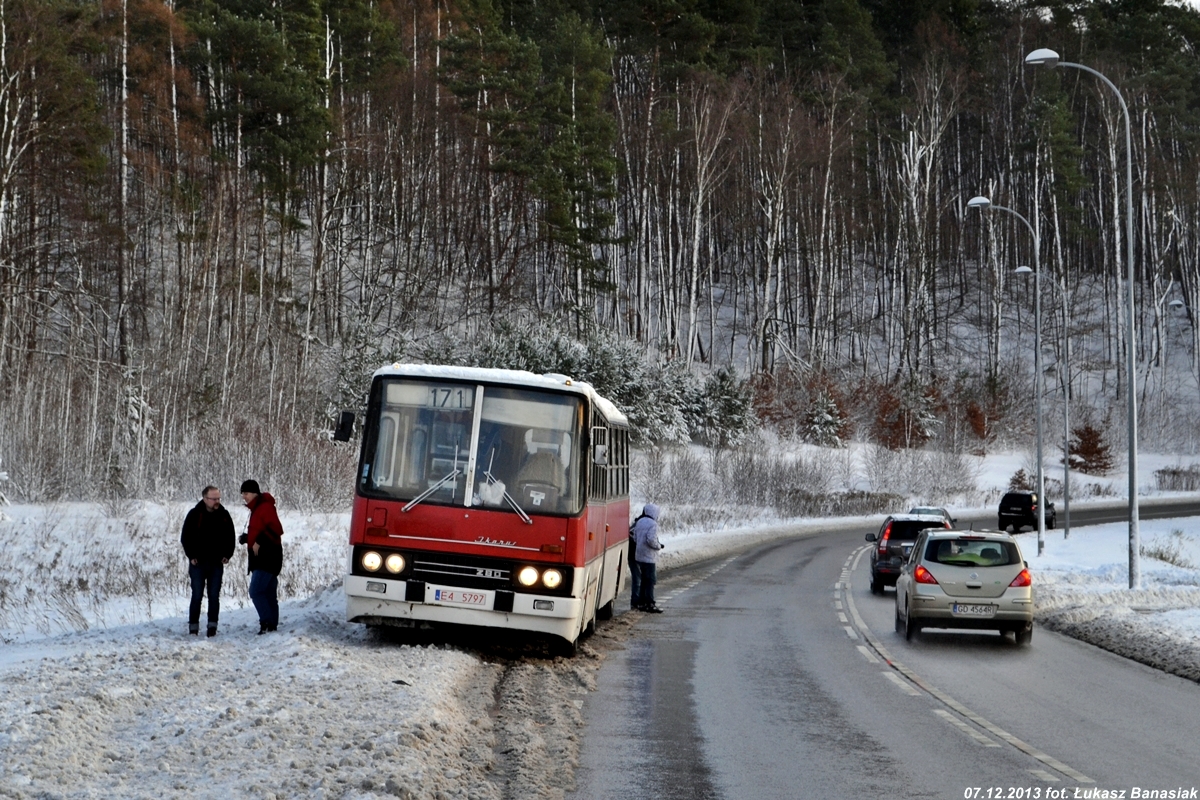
240;479;260;494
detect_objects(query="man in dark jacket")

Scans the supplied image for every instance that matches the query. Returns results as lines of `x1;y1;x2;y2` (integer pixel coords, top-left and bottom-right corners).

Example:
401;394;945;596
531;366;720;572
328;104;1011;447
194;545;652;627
240;479;284;634
180;485;236;636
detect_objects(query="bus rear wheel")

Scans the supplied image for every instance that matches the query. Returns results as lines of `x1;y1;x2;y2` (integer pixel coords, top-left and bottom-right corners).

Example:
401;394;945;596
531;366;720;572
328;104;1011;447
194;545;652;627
553;636;579;658
597;599;615;621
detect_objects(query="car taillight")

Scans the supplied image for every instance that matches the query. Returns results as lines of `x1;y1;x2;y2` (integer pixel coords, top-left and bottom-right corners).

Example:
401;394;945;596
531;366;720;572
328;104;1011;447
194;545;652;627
878;522;892;556
914;565;938;585
1009;569;1032;587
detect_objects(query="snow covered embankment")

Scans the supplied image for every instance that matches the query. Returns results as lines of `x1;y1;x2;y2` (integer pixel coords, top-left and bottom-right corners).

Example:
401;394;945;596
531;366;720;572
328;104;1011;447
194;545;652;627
0;580;633;800
1017;522;1200;684
0;502;628;800
0;586;500;799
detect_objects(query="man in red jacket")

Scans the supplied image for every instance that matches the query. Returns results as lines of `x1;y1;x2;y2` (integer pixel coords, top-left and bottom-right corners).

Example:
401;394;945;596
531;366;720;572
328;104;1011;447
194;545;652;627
239;479;284;634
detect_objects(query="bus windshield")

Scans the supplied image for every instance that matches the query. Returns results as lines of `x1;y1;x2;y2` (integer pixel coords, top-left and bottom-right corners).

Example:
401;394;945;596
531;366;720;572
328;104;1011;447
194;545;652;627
361;379;585;516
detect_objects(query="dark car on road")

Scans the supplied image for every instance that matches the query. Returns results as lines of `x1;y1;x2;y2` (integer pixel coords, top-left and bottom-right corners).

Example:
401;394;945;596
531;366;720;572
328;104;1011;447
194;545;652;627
865;514;952;594
997;490;1055;532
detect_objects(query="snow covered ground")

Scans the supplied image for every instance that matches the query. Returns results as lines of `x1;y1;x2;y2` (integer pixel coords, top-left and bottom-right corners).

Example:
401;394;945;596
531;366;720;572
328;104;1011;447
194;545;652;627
1;458;1199;799
1025;517;1200;682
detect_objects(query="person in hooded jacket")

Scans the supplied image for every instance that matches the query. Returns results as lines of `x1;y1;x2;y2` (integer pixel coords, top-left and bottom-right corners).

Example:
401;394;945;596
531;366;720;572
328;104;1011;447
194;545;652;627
239;479;284;633
632;503;665;613
180;485;236;636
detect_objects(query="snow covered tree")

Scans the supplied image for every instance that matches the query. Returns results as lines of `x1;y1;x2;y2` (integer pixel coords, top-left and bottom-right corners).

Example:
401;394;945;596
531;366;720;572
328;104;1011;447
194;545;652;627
804;391;848;448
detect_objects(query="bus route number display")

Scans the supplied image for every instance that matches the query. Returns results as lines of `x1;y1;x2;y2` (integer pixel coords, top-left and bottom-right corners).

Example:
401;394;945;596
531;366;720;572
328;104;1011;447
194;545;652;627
384;382;474;410
429;387;470;409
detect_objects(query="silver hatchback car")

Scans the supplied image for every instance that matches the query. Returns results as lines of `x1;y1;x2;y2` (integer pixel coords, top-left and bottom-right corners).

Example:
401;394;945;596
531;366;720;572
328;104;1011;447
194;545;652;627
894;530;1034;645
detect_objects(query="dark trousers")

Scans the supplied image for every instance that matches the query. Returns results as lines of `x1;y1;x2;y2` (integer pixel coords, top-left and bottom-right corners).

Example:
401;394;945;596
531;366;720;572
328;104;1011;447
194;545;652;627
637;561;657;606
628;539;642;607
249;570;279;627
188;563;224;629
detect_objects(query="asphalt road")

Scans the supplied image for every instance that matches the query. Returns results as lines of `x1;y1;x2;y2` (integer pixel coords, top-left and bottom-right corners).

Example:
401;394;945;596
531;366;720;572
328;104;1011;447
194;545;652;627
569;500;1200;800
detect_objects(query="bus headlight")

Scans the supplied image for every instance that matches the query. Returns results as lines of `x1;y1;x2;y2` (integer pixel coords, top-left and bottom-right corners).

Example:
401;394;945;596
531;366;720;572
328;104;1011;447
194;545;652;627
542;569;563;589
385;553;406;574
361;551;383;572
517;566;540;587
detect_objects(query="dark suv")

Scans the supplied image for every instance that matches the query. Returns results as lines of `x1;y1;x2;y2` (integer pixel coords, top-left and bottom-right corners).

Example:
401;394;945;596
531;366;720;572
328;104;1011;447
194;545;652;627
865;514;952;594
997;490;1056;532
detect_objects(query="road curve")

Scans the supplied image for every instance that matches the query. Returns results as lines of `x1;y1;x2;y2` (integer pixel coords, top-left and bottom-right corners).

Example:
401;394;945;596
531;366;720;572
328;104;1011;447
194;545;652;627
569;507;1200;799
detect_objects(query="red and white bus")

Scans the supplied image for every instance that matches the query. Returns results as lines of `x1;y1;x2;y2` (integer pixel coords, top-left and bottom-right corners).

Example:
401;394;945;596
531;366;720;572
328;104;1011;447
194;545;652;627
342;364;631;654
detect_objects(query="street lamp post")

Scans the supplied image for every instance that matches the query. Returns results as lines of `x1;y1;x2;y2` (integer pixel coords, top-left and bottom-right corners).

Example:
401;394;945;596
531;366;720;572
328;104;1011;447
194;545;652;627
968;195;1045;556
1026;48;1140;589
1060;275;1072;541
1038;274;1073;540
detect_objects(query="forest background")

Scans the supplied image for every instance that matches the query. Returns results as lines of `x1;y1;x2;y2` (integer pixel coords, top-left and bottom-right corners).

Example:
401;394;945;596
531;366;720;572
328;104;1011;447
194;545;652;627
4;0;1200;507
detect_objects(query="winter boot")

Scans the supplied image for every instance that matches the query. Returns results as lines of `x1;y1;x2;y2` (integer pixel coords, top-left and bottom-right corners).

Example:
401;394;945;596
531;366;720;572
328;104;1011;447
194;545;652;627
188;623;199;635
207;625;217;638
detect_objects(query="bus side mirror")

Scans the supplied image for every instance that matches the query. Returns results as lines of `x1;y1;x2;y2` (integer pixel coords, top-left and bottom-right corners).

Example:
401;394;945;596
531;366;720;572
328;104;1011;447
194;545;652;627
333;411;355;442
593;444;609;465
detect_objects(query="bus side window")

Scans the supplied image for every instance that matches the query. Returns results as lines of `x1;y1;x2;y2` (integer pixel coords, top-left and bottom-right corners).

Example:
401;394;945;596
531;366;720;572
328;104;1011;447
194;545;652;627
374;415;397;487
617;429;628;498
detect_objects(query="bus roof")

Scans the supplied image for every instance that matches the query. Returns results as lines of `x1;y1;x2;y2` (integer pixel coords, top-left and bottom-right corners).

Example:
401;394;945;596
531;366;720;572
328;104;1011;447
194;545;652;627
373;363;629;427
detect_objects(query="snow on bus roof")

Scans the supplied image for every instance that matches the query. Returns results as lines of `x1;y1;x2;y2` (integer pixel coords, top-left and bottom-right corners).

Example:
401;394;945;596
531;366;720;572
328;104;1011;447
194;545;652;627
374;363;629;426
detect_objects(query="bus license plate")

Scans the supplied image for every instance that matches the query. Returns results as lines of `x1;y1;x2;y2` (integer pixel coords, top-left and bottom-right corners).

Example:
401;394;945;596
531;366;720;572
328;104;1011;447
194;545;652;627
952;603;995;617
432;589;488;607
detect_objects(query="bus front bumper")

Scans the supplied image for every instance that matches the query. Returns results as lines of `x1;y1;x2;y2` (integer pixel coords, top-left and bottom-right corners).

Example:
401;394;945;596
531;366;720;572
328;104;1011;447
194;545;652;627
345;574;583;639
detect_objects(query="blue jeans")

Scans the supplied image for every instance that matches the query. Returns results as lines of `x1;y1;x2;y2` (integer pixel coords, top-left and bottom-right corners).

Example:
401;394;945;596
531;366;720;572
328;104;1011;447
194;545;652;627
189;563;224;628
249;570;279;628
628;540;642;607
637;561;657;606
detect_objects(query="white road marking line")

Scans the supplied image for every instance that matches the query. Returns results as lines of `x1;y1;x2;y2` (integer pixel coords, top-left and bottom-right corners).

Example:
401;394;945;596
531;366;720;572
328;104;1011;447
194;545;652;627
856;645;879;663
834;600;843;610
884;671;921;696
663;556;737;603
1029;770;1060;782
933;709;999;746
840;548;1095;784
837;612;848;623
843;626;857;639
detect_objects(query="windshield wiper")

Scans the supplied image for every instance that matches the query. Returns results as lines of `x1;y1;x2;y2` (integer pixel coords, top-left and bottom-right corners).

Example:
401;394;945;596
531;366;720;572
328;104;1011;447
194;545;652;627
402;468;461;512
480;450;532;524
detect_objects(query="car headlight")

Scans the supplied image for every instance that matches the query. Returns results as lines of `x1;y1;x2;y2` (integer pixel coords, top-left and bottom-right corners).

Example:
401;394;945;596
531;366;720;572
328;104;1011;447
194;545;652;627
517;566;540;587
542;569;563;589
361;551;383;572
385;553;406;574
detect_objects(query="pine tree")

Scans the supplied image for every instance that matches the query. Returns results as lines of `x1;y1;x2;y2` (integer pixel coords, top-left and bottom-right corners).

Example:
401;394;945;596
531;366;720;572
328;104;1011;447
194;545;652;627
805;391;847;448
1070;423;1114;476
537;14;619;322
180;0;330;196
